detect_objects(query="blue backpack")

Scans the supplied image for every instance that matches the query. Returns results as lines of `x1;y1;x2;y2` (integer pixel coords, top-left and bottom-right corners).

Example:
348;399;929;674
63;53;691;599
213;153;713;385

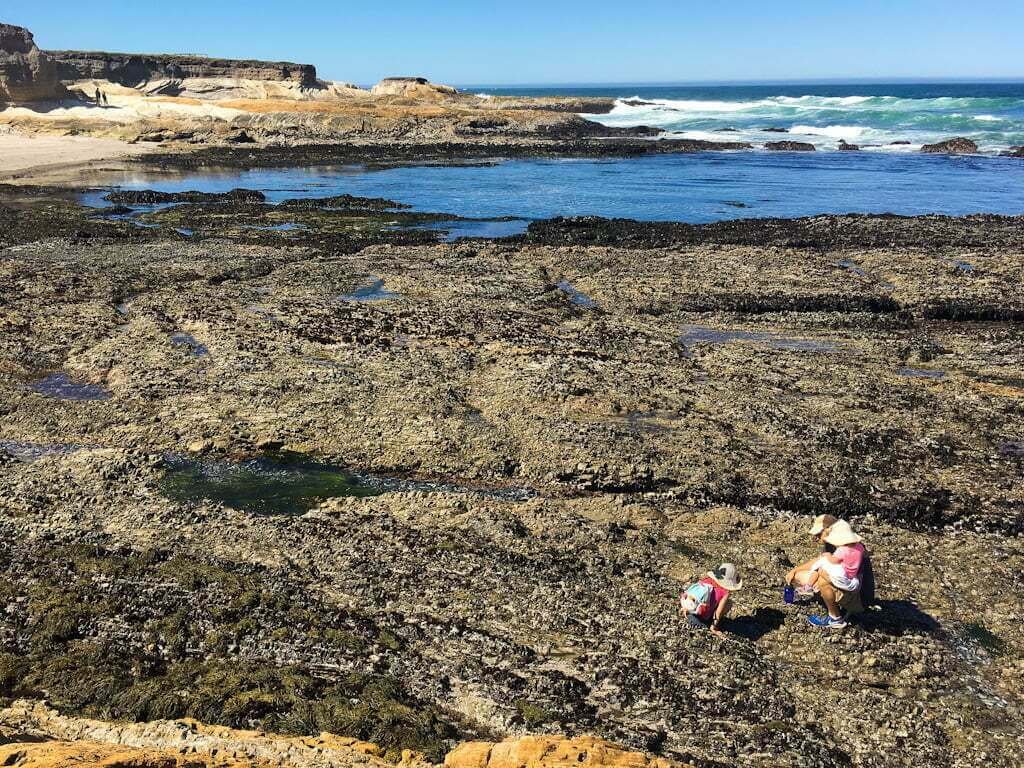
681;579;715;619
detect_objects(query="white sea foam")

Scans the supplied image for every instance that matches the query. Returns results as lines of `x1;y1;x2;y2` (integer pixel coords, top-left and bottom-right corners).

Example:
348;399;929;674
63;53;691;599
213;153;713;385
789;124;868;140
585;92;1023;153
609;98;770;114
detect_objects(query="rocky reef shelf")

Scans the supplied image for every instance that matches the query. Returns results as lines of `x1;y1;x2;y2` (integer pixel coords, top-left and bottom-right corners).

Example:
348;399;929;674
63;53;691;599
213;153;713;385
1;177;1023;768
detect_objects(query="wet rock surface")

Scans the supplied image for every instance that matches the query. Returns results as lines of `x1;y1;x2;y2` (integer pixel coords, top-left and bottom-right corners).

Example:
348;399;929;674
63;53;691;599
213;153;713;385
104;188;268;205
764;141;816;152
0;192;1022;767
139;138;755;172
921;137;979;155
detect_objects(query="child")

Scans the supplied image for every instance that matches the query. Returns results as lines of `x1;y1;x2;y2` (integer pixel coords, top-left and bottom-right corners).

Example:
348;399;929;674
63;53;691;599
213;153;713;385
680;563;743;635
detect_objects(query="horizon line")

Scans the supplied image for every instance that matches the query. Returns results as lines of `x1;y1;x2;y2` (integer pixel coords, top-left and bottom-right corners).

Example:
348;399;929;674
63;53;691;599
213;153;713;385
451;76;1024;89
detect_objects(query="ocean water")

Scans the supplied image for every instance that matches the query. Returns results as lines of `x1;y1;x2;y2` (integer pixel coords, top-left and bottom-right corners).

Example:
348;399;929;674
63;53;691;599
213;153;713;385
87;151;1024;225
84;82;1024;224
473;82;1024;153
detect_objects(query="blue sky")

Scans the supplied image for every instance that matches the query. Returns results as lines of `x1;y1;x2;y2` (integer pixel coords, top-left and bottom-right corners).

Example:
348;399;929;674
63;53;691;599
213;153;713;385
7;1;1024;86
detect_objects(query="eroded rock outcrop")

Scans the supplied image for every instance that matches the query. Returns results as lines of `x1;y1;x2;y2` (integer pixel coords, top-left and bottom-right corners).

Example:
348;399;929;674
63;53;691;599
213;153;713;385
445;737;689;768
0;740;260;767
1002;145;1024;158
0;704;687;768
370;77;459;100
0;23;63;103
48;50;318;88
921;136;978;154
0;700;408;768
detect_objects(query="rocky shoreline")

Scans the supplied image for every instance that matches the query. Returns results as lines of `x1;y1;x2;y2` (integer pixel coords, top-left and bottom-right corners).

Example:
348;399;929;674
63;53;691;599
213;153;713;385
1;182;1022;767
2;18;1023;768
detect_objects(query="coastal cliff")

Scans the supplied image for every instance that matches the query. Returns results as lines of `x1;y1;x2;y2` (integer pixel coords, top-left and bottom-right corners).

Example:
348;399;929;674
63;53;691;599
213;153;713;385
0;24;63;102
48;50;320;88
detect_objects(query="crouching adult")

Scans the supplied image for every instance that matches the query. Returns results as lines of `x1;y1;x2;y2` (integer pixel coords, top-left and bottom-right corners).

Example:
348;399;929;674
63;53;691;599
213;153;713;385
786;514;838;594
804;520;866;629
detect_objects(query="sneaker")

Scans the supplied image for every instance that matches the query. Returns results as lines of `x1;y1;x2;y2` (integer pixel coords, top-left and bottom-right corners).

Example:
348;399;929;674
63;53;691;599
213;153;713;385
807;614;847;629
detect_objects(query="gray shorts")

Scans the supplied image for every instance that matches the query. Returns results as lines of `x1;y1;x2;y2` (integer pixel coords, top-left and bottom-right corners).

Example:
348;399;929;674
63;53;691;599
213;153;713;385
686;613;710;629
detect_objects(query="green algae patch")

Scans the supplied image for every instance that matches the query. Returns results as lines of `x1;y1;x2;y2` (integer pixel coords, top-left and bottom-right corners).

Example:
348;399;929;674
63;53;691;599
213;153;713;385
0;543;459;761
159;453;383;515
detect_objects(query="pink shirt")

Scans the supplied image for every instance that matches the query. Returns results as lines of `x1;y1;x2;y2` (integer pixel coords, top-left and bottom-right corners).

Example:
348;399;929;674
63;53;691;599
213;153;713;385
698;577;729;619
835;543;865;580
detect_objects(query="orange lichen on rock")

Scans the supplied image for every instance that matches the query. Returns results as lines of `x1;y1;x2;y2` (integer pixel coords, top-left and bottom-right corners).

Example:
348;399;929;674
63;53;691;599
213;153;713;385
0;739;266;767
444;737;690;768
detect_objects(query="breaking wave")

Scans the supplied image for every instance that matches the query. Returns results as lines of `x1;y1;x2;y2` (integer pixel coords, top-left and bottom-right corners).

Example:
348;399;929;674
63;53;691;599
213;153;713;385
585;92;1024;152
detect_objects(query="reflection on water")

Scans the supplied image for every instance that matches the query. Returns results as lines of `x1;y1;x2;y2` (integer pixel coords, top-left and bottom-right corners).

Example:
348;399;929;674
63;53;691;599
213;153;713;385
159;451;538;514
0;440;93;462
30;373;111;401
159;453;381;515
556;280;597;308
170;332;209;357
338;278;401;302
898;367;946;380
680;325;840;353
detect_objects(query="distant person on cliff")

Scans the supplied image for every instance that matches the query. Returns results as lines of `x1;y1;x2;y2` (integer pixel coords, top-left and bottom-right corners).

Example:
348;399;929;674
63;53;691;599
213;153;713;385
785;514;838;593
680;563;743;635
801;521;867;629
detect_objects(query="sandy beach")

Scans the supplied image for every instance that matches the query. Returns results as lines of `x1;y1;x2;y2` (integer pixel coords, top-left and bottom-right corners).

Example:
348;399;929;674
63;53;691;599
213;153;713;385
0;131;152;182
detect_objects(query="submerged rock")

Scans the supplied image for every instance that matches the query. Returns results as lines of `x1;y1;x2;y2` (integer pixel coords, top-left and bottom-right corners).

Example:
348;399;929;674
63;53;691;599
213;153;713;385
159;453;382;515
1002;146;1024;158
921;137;979;155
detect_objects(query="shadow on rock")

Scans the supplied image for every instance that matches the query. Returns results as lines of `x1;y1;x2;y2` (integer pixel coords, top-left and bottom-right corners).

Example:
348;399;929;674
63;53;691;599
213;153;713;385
854;599;940;635
729;608;786;641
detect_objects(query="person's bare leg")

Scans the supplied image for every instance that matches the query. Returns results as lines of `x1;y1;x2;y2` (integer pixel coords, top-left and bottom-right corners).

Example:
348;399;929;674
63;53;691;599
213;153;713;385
818;582;842;619
787;558;820;585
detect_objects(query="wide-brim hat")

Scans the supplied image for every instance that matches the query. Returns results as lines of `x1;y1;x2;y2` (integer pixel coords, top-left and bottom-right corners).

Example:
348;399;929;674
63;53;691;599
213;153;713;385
707;563;743;591
809;514;839;536
824;520;862;547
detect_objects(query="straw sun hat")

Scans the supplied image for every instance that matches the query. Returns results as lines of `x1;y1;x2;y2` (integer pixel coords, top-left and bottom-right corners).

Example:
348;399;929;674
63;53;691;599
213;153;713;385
808;514;839;536
707;563;743;591
824;520;862;547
